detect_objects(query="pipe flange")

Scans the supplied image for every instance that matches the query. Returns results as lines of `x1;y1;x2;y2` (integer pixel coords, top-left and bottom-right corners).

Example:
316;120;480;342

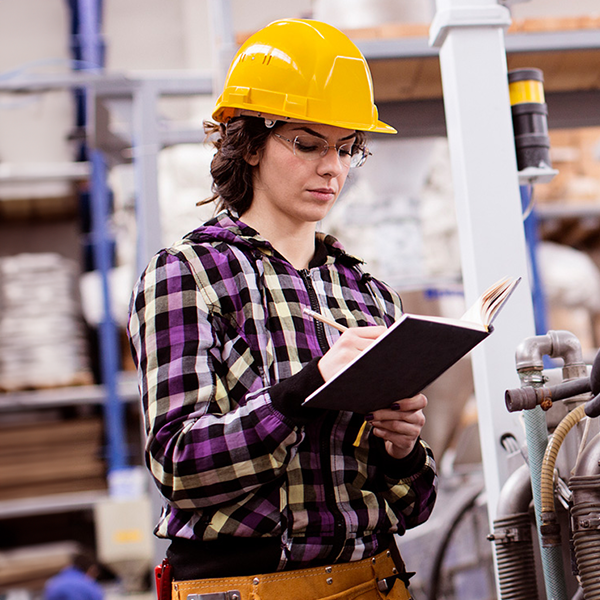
540;513;562;547
490;526;532;544
573;514;600;531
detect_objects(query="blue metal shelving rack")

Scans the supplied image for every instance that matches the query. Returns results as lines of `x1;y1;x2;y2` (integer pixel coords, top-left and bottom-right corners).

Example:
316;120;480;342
68;0;128;479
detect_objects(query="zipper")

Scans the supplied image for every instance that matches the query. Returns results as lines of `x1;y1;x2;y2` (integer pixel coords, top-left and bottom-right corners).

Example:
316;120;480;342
298;268;346;558
298;269;329;354
320;411;347;558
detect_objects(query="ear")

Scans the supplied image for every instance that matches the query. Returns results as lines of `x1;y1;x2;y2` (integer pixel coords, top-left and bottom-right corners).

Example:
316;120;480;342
245;151;260;166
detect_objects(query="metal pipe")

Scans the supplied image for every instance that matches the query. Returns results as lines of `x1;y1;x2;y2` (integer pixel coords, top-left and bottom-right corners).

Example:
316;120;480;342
491;464;539;600
573;431;600;478
505;377;590;413
515;335;552;371
515;330;586;379
570;434;600;599
513;331;586;600
497;463;534;518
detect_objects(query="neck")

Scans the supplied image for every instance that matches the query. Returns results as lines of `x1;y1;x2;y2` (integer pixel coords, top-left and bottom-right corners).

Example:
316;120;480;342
240;211;316;270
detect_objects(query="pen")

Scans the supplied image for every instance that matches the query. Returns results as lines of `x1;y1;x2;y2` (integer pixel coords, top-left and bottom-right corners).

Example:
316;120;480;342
303;308;348;333
303;307;368;446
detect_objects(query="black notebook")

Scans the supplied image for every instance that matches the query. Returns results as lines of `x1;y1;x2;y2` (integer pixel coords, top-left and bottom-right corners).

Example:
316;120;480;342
303;276;521;414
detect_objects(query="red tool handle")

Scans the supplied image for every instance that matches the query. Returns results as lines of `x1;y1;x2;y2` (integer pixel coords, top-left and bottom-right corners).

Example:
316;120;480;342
154;559;173;600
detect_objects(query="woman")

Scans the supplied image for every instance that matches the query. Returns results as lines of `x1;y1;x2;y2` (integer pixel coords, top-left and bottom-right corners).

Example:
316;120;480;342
128;18;437;600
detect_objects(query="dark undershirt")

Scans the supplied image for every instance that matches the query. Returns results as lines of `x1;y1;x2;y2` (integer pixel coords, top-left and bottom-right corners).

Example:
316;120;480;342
167;536;281;580
166;532;394;580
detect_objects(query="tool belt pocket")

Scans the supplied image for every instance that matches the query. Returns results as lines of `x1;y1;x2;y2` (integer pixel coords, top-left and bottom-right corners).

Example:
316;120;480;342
179;580;410;600
172;548;412;600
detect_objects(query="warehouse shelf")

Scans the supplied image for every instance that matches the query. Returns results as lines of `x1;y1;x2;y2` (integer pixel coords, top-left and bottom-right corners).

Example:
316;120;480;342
535;201;600;249
346;18;600;135
0;490;110;519
354;23;600;59
0;371;139;413
0;161;91;184
536;202;600;220
1;9;598;593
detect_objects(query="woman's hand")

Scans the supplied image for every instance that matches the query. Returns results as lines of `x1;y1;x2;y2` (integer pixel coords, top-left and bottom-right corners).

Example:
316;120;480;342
366;394;427;459
317;326;387;382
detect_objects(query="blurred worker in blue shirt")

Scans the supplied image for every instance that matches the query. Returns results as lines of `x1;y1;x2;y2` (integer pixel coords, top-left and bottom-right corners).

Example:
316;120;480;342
44;550;103;600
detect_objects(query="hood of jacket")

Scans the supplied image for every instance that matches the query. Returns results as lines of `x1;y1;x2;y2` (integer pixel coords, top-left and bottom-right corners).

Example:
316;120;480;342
184;211;363;268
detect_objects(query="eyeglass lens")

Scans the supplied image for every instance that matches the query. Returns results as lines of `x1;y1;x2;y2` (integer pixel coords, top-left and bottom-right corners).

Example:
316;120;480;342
292;135;367;168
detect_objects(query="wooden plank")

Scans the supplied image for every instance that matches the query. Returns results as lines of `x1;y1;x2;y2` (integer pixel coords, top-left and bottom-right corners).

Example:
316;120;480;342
0;542;76;588
0;195;79;221
370;57;442;101
235;17;600;45
508;16;600;33
0;370;94;393
0;441;101;462
0;476;107;501
369;48;600;102
507;50;600;93
0;417;103;449
0;457;105;486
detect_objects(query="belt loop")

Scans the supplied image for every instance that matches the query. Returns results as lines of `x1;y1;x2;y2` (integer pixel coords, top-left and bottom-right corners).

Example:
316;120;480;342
387;536;407;574
249;578;261;600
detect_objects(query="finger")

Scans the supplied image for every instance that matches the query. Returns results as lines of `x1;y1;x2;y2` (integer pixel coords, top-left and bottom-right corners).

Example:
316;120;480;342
338;326;387;349
391;393;428;411
318;326;387;381
371;424;422;459
370;410;426;433
346;325;387;339
369;394;427;420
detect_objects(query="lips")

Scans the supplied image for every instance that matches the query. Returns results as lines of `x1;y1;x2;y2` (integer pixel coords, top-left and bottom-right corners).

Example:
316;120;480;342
308;187;336;200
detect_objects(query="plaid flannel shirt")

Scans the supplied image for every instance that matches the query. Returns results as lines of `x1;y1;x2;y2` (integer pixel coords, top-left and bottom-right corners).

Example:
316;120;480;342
127;212;437;568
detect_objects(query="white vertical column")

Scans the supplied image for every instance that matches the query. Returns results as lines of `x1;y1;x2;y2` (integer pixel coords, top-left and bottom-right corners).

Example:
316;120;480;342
132;81;163;276
430;0;537;522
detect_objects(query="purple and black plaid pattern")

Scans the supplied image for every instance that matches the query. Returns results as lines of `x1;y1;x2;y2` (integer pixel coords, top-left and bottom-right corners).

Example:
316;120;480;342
128;212;437;566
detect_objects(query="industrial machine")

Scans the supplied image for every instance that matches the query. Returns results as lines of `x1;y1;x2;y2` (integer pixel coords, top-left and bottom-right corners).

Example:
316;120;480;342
494;331;600;600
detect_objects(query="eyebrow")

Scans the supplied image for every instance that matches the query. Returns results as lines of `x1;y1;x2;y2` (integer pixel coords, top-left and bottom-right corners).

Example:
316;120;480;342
290;125;357;142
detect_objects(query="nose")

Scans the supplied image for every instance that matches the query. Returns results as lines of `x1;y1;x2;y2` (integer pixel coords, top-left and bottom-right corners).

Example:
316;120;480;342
316;146;346;177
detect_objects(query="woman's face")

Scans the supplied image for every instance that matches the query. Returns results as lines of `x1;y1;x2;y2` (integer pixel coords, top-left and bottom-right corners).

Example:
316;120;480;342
246;122;355;228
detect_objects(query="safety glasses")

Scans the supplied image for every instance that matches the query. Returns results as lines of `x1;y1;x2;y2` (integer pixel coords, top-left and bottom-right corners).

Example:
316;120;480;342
273;133;371;168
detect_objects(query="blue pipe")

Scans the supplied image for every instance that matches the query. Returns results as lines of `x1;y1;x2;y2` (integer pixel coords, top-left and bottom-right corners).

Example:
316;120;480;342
90;151;128;472
520;184;548;337
72;0;128;474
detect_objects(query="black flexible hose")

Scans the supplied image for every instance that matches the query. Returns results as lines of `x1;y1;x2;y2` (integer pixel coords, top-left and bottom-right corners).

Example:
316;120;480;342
427;485;485;600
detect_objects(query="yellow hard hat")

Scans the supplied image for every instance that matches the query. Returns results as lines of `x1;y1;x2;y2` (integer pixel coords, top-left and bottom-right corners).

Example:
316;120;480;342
212;19;396;134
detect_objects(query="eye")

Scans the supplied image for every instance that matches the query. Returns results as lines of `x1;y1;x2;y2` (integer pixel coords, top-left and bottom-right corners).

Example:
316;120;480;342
338;143;354;157
294;136;322;154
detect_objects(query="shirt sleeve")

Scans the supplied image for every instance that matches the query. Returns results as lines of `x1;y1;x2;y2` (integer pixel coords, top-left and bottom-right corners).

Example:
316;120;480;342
364;435;437;533
127;250;315;510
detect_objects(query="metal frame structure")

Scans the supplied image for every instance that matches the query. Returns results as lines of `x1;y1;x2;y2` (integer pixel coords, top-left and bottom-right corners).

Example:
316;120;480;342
430;0;537;520
362;22;600;137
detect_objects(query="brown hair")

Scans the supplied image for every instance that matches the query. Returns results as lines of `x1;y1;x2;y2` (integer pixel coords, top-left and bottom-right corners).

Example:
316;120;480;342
200;117;278;216
200;117;367;215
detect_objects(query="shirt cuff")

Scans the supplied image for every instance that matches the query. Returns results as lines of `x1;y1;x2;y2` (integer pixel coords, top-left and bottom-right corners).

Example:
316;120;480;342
372;436;427;480
269;358;327;426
